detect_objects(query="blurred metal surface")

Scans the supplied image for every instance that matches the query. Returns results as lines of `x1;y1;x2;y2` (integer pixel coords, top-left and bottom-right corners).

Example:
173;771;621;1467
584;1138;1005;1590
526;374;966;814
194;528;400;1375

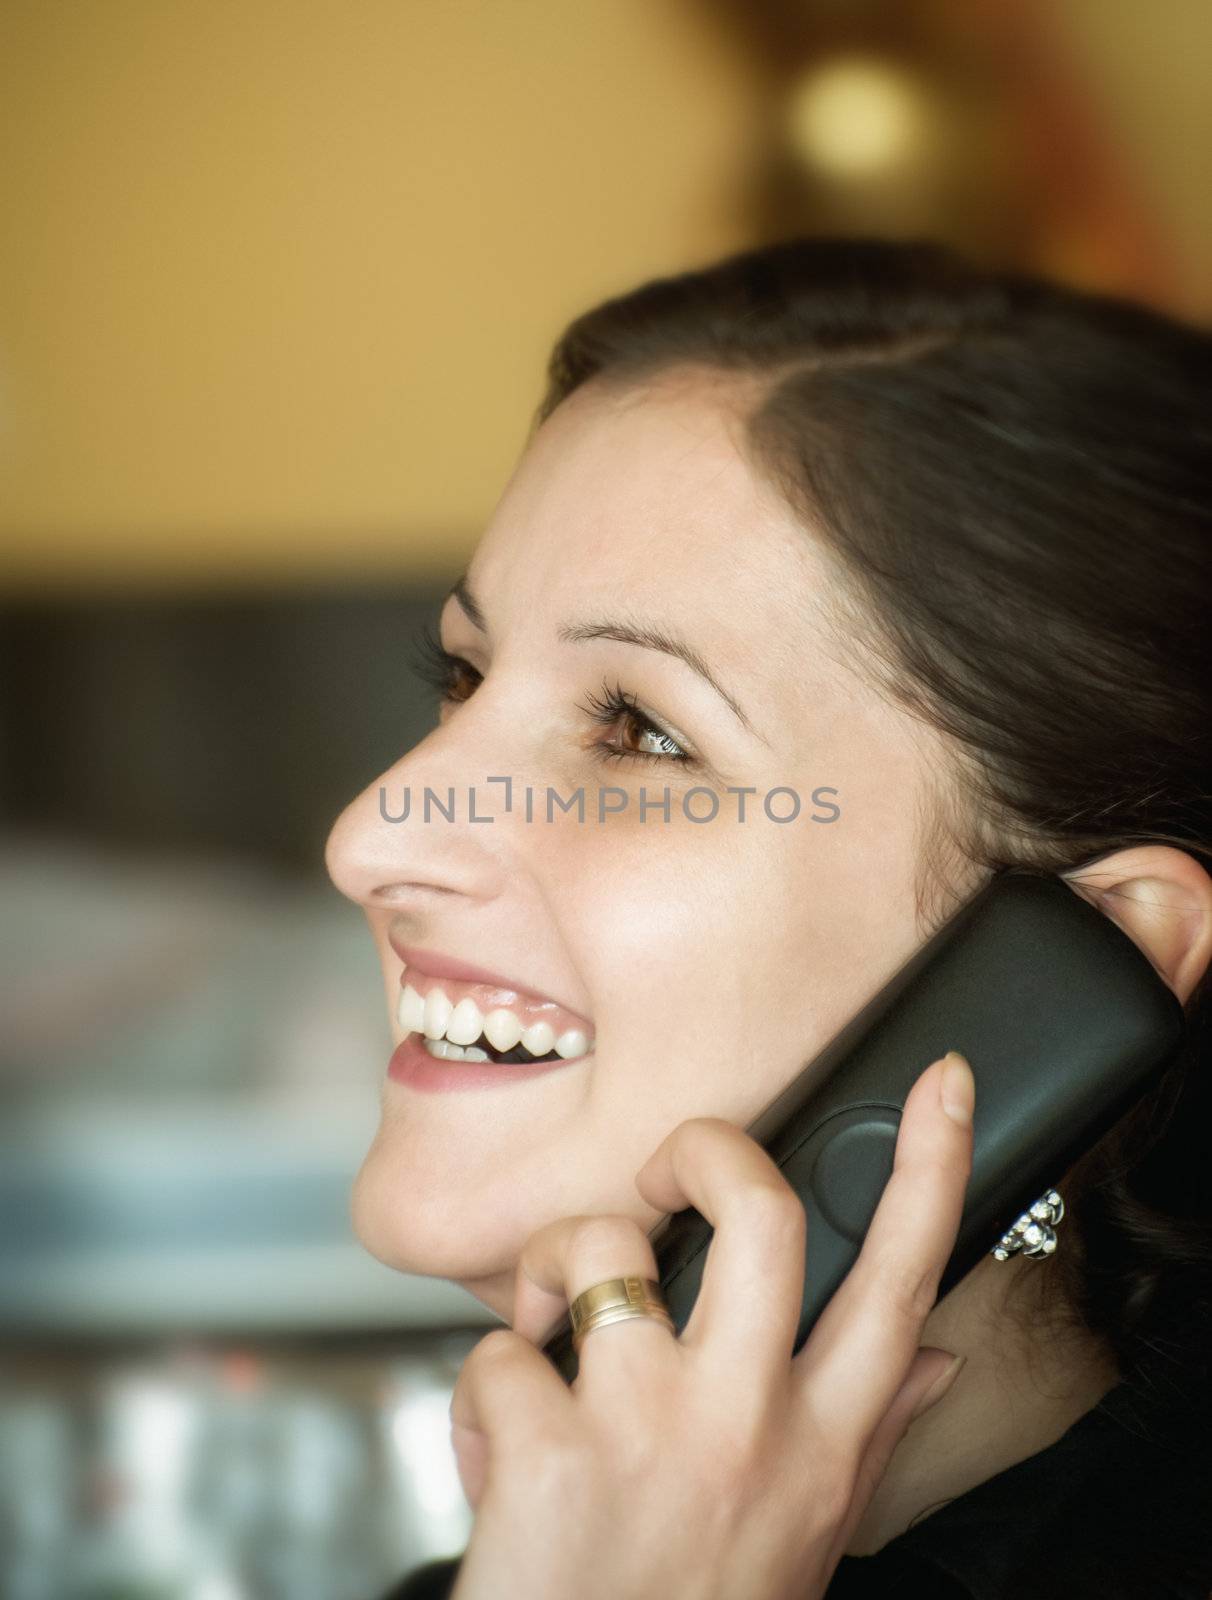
1;1335;480;1599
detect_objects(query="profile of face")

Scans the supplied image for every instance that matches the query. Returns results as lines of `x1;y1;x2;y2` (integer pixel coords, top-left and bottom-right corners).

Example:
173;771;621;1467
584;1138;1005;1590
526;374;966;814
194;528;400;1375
325;368;977;1326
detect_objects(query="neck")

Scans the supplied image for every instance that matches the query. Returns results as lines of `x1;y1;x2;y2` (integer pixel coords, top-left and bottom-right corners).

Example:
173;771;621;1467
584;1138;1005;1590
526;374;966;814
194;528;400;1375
843;1248;1121;1556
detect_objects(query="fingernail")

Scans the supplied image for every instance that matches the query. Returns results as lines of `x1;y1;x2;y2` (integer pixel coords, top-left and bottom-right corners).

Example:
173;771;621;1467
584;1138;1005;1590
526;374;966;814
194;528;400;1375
940;1050;974;1126
909;1351;967;1421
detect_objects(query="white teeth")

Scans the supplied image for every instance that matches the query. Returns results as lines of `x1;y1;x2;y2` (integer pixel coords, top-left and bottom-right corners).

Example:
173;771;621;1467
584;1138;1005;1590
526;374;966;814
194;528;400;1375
521;1020;555;1057
422;987;453;1040
398;984;426;1033
421;1028;589;1065
420;1039;502;1063
482;1007;524;1051
400;971;593;1061
446;997;484;1046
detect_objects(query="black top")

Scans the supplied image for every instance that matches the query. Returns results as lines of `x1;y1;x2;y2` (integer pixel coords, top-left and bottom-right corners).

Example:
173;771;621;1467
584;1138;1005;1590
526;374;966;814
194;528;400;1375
382;1363;1212;1599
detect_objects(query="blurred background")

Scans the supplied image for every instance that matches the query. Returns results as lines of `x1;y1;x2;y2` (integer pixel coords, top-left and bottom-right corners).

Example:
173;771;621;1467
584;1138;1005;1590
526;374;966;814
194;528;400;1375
1;1;1208;1595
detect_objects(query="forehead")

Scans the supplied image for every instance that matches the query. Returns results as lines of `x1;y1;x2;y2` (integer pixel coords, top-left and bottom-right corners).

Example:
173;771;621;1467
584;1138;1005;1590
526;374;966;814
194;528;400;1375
467;372;837;678
456;369;952;851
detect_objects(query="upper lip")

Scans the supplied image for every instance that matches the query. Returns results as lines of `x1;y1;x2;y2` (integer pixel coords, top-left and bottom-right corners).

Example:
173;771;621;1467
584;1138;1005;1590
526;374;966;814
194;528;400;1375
388;934;590;1020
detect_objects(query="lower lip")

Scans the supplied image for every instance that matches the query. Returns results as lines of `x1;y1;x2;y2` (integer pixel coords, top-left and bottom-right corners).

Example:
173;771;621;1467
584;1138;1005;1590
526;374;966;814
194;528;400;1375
387;1031;590;1093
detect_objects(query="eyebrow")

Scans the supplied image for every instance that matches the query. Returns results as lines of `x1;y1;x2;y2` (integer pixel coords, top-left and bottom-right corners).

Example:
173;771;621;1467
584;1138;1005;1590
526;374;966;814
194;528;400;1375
444;572;765;743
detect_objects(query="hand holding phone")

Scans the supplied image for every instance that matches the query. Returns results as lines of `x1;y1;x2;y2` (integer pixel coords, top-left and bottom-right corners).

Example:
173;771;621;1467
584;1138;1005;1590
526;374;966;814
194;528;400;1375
445;1050;977;1600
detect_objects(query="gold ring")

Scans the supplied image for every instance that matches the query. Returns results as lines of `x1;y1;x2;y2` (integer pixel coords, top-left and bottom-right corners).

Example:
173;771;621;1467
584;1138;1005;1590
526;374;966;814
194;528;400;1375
569;1276;675;1352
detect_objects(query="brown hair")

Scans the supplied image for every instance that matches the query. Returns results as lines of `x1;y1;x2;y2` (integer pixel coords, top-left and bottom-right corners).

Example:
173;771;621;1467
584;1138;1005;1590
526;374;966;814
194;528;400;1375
535;236;1212;1392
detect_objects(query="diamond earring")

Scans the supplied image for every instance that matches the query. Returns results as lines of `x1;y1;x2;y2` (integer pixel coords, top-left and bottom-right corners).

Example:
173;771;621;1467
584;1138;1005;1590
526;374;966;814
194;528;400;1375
990;1188;1065;1260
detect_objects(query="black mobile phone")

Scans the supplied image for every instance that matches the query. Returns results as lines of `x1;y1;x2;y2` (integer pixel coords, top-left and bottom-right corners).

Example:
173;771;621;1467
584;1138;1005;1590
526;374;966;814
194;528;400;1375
539;868;1187;1384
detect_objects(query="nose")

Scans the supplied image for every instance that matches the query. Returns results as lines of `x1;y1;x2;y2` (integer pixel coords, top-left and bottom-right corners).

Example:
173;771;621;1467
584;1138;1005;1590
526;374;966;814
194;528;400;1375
325;720;513;912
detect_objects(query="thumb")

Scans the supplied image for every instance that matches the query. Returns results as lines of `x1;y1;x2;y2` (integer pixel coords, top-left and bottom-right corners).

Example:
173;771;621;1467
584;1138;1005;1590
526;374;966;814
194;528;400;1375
450;1419;490;1511
833;1348;967;1560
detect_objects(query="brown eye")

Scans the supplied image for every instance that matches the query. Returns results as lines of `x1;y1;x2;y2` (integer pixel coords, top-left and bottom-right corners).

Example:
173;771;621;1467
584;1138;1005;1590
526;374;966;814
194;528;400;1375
442;658;481;704
612;708;686;760
409;625;483;705
578;680;692;765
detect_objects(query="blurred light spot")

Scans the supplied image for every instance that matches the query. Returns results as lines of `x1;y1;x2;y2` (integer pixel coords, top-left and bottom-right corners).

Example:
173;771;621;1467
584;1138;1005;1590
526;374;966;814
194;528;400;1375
390;1389;464;1519
786;55;935;179
191;1574;244;1600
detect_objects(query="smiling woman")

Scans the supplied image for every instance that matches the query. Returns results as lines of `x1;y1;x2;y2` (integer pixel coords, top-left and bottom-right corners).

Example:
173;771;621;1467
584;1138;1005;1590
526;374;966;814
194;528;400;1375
325;236;1212;1599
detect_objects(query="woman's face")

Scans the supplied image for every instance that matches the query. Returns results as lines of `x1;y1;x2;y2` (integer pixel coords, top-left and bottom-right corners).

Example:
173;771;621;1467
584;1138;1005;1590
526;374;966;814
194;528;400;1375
326;370;969;1324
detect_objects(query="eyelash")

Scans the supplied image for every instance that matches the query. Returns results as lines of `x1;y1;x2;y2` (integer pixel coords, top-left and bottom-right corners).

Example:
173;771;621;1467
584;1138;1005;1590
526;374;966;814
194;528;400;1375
407;623;693;767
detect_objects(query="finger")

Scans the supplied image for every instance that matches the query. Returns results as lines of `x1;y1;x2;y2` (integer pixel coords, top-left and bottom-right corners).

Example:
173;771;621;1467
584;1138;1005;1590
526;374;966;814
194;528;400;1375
449;1418;490;1511
512;1212;678;1389
826;1346;965;1568
794;1052;974;1446
449;1327;571;1503
634;1117;807;1386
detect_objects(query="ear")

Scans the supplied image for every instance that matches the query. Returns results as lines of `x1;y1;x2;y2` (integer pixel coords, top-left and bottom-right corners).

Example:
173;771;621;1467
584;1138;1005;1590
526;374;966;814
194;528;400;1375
1061;844;1212;1007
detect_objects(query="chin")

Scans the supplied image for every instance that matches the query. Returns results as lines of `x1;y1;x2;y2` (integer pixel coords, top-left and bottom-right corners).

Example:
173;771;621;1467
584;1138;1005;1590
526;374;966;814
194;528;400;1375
349;1133;521;1289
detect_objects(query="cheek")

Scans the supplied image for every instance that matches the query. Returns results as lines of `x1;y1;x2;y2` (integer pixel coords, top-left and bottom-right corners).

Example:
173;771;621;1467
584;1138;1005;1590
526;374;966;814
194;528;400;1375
557;795;923;1128
552;806;819;1119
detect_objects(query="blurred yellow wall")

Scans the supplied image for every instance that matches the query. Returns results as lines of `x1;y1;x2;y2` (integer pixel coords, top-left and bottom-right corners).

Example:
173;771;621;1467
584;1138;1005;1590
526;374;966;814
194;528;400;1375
1049;0;1212;317
2;2;1207;591
0;0;761;587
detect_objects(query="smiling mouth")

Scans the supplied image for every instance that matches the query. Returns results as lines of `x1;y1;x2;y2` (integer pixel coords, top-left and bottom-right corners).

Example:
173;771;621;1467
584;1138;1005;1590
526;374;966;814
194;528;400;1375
397;971;595;1067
